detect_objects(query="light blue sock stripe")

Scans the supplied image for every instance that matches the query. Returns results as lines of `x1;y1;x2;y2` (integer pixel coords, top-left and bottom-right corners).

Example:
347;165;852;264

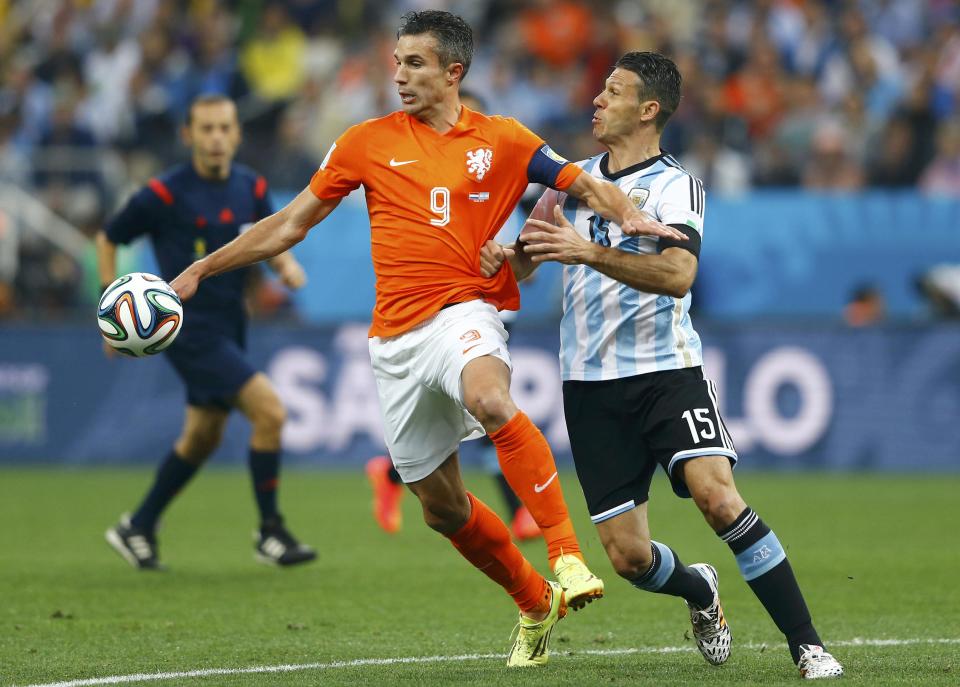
634;541;675;592
735;530;787;581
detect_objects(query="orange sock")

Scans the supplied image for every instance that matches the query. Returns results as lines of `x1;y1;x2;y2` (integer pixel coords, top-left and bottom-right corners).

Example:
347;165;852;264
490;411;582;566
447;492;548;613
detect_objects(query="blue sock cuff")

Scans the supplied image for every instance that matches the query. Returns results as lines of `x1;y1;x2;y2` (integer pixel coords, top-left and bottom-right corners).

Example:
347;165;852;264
735;530;787;581
632;541;676;592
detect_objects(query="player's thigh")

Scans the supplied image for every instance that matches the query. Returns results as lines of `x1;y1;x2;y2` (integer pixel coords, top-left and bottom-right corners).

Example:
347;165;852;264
594;501;653;569
460;354;516;423
644;368;738;498
682;453;737;494
421;300;512;404
562;378;658;525
234;372;284;426
369;334;479;483
681;454;746;522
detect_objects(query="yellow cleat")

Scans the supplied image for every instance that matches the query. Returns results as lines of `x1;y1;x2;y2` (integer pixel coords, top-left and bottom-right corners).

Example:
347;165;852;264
553;553;604;610
506;581;566;667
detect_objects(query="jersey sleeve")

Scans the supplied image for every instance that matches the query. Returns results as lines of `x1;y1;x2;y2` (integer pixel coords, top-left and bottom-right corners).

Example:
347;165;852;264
253;174;274;220
309;124;365;199
657;172;705;235
104;185;162;245
506;118;583;191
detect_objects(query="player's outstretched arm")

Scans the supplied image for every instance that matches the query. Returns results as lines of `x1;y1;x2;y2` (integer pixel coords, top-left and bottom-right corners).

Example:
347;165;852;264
566;173;687;241
172;188;339;301
523;205;698;298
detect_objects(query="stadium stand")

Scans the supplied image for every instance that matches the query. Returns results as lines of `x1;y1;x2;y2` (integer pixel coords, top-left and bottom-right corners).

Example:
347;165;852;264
0;0;958;320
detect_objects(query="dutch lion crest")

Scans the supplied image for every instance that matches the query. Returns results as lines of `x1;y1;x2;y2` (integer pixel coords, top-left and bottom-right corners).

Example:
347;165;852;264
466;147;493;181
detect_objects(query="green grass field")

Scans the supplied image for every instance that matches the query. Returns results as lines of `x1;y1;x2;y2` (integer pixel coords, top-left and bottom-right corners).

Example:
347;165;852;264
1;469;957;686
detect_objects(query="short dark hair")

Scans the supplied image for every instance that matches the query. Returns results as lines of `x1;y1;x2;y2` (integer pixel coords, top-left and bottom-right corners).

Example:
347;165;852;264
186;93;235;126
615;52;681;131
397;10;473;80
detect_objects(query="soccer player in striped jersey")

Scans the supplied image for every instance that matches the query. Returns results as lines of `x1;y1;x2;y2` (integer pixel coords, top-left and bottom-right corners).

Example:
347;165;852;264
169;11;686;667
481;52;843;679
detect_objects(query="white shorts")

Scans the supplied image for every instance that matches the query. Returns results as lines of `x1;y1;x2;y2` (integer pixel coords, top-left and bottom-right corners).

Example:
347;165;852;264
368;300;512;483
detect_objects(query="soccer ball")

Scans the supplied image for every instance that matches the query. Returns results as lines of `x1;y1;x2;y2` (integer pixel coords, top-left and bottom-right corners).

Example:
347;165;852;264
97;273;184;357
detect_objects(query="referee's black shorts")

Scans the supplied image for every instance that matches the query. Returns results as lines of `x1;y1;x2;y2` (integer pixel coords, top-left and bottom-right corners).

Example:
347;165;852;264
562;366;738;525
164;328;256;411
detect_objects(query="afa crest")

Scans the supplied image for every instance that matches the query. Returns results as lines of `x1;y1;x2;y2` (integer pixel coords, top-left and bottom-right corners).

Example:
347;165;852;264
466;147;493;181
629;187;649;209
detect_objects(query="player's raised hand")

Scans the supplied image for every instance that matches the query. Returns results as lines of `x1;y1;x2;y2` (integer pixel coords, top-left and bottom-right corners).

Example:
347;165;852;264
621;210;687;240
521;205;595;265
170;265;201;302
479;240;513;277
276;259;307;289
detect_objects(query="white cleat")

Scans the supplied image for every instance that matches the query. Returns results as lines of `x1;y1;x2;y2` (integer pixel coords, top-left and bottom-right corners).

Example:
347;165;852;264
687;563;731;665
798;644;844;679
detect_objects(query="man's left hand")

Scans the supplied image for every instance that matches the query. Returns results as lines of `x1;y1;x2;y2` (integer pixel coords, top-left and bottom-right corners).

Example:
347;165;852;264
521;205;597;265
480;240;513;277
622;210;687;240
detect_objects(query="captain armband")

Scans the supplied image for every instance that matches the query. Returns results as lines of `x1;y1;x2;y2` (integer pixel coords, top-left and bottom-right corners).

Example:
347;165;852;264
658;224;702;258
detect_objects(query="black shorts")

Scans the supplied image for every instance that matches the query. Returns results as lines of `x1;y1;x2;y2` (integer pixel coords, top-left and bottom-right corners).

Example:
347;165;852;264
563;366;737;524
164;331;257;410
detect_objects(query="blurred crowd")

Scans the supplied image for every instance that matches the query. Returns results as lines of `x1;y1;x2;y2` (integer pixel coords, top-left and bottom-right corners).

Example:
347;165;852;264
1;0;959;317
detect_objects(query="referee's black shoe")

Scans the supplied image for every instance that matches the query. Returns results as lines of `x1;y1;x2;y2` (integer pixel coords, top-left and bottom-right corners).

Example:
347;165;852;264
105;515;163;570
255;516;317;567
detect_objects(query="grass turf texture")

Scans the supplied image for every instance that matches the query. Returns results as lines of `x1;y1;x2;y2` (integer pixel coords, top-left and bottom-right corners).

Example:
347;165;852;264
1;469;957;686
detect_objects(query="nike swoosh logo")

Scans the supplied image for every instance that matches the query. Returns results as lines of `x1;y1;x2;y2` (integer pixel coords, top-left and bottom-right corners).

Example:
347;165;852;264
462;343;483;355
534;471;558;493
389;158;418;167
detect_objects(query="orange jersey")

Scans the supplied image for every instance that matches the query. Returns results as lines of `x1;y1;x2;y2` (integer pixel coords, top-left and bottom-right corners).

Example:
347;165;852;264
309;107;582;337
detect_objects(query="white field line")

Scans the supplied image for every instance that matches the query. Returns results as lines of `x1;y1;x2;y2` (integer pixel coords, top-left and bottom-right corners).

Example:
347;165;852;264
14;638;960;687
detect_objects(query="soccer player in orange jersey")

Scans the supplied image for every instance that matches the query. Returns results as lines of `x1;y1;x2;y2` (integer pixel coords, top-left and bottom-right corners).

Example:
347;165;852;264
171;10;685;666
364;89;541;543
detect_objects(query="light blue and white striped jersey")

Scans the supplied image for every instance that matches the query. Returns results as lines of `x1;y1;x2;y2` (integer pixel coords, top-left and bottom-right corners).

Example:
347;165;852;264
527;152;705;381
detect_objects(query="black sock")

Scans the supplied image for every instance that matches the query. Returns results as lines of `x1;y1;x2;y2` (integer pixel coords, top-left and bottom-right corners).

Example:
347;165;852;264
629;541;713;608
387;464;403;484
249;449;280;523
494;472;522;514
719;507;822;663
130;450;198;532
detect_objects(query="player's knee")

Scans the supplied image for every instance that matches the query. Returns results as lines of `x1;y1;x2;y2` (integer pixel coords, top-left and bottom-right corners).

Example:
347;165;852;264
692;484;742;528
418;494;470;535
176;428;222;462
464;389;514;429
252;400;286;436
608;541;654;580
